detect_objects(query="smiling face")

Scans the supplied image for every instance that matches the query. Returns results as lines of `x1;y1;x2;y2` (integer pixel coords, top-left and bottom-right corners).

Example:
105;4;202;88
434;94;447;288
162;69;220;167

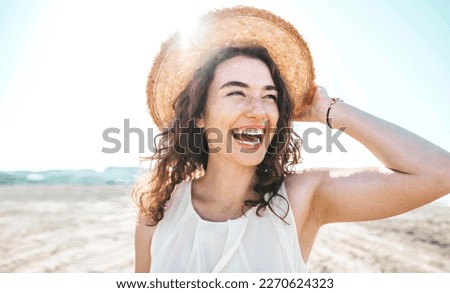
196;56;280;167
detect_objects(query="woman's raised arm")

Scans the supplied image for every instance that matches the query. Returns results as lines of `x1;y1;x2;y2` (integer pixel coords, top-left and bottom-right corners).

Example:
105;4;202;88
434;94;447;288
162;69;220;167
293;86;450;225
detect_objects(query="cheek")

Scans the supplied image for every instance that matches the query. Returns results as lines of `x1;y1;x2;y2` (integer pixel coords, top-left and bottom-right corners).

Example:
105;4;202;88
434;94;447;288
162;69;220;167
269;105;280;127
267;106;279;142
203;104;234;133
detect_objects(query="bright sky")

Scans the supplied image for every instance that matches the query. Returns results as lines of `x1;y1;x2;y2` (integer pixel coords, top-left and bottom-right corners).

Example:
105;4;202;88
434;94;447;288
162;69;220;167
0;0;449;172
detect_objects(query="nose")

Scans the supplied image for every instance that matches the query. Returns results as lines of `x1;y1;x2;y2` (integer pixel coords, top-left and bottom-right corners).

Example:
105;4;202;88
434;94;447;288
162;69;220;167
245;96;267;120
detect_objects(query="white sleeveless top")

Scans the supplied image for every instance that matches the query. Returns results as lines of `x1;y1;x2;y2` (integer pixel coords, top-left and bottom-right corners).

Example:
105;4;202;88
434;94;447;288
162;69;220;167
150;180;307;273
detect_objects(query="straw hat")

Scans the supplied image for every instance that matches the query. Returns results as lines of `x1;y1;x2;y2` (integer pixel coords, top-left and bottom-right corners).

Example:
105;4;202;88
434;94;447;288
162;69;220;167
147;6;315;129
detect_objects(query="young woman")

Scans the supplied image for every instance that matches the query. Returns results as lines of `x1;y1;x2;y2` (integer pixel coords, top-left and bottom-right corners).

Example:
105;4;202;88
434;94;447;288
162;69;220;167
133;7;450;273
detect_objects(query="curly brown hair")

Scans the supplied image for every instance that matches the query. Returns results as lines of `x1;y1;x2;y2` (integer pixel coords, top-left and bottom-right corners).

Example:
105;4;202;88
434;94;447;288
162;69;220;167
133;46;302;225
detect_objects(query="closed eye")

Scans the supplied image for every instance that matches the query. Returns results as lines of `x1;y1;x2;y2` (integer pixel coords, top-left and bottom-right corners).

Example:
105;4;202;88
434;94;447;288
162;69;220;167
264;94;278;101
227;91;246;97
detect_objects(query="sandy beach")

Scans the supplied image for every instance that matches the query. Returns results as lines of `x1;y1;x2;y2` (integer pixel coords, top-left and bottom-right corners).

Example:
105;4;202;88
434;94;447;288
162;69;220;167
0;185;448;273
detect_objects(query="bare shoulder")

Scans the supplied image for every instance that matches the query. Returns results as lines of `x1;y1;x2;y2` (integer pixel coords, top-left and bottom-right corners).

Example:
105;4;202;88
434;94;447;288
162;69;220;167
135;216;158;241
284;169;326;222
284;169;329;260
284;169;326;207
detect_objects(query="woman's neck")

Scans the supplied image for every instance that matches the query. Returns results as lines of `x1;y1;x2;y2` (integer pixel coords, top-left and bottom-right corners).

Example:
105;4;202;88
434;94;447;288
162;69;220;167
193;158;258;207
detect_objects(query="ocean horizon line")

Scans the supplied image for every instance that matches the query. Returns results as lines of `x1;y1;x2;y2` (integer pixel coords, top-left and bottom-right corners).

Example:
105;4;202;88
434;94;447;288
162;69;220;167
0;167;142;186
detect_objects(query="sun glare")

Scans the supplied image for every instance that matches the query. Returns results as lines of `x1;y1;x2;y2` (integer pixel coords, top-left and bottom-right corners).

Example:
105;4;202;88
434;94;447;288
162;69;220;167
178;16;201;48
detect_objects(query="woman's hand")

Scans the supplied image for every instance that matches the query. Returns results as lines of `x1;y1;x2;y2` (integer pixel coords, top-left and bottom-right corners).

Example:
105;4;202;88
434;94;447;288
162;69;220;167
293;85;331;123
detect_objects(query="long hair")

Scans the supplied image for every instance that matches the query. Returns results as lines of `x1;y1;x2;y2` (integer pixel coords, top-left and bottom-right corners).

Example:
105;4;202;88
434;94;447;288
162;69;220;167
133;46;302;225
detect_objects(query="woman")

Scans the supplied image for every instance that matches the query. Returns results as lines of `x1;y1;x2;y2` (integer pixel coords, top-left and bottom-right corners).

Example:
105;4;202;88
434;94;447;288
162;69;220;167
133;7;450;273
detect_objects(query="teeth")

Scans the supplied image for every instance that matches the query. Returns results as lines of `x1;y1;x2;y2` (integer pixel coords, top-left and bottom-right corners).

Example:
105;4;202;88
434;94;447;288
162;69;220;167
232;128;264;135
231;127;264;147
236;138;261;145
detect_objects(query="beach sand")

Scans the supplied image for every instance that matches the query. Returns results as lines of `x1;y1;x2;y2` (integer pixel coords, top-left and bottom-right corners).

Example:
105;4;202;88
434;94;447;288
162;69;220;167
0;185;448;273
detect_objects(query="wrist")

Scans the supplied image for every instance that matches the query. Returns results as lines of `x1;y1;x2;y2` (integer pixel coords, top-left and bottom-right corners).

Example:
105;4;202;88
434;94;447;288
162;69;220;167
326;97;344;128
311;94;332;124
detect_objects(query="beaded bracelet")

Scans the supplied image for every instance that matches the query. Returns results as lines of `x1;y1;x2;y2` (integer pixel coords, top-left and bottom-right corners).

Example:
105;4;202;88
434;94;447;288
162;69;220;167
326;97;343;129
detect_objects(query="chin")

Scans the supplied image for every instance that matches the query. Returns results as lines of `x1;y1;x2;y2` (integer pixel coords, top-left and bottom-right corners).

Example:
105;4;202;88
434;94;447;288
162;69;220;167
231;143;268;167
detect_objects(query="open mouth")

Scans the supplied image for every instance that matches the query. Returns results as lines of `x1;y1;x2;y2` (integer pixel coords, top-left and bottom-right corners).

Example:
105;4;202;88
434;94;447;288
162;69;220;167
231;128;265;146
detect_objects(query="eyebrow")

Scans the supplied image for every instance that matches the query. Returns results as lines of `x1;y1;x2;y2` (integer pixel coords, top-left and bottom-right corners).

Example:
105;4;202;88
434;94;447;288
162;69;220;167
219;81;277;91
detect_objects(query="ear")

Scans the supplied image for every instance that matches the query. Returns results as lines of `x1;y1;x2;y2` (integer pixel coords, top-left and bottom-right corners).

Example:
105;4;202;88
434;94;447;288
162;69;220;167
196;115;205;128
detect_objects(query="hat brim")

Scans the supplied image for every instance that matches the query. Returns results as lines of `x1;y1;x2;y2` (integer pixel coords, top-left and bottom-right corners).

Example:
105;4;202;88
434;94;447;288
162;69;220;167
147;6;315;130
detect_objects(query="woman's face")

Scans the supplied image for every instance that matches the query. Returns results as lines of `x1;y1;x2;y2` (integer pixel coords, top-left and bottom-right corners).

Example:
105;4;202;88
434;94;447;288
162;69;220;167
197;56;280;167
